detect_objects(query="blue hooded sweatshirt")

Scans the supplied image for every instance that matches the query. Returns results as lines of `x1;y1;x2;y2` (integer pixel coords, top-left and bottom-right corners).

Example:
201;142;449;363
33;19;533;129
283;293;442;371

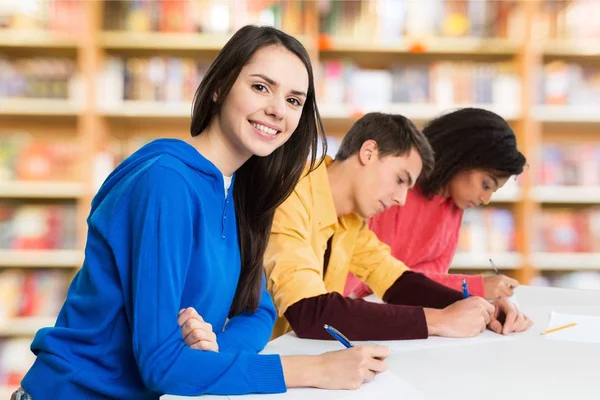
21;139;286;399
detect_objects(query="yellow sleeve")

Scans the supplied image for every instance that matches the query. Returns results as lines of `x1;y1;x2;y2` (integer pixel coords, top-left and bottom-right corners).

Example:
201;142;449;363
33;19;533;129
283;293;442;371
349;220;410;298
263;189;328;317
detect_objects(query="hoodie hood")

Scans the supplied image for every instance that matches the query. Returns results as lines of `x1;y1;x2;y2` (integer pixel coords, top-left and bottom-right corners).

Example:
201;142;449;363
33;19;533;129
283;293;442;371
91;138;229;213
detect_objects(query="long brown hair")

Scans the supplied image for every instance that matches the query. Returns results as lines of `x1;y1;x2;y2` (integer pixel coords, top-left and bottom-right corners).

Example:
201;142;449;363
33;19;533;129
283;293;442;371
191;25;326;317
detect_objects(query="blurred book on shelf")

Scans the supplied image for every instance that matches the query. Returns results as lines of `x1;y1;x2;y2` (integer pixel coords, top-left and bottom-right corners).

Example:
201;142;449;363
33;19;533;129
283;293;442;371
103;0;308;35
0;0;83;32
0;338;36;389
539;0;600;40
0;56;77;100
457;207;517;254
0;133;79;182
0;269;67;321
318;60;520;115
0;201;77;250
536;208;600;254
98;56;209;107
318;0;522;41
539;143;600;187
542;62;600;106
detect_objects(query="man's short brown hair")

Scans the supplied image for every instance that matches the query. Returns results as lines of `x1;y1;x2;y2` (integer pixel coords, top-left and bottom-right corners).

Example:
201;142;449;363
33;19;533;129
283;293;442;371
335;112;434;179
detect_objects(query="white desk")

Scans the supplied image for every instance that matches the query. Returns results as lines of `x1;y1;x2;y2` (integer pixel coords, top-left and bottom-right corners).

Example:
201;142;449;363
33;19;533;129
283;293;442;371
164;286;600;400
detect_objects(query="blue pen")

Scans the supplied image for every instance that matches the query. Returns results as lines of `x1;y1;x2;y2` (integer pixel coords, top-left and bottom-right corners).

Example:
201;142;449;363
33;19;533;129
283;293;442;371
324;324;354;348
461;279;470;298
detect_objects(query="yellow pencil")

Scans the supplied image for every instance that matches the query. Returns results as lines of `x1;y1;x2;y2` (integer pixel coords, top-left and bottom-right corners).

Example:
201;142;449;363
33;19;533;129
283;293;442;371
541;322;577;335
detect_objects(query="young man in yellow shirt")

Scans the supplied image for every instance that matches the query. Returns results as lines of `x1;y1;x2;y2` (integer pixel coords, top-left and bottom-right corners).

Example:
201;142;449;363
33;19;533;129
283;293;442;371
263;112;532;340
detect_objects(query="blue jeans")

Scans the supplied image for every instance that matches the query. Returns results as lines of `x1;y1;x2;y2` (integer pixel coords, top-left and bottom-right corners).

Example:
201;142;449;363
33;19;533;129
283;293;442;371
10;388;33;400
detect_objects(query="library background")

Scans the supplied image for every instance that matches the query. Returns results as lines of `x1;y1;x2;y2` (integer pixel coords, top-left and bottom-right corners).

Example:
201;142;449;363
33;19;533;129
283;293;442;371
0;0;599;395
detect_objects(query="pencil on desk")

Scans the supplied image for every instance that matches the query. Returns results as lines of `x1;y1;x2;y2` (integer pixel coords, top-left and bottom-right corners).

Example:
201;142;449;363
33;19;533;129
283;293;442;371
540;322;577;335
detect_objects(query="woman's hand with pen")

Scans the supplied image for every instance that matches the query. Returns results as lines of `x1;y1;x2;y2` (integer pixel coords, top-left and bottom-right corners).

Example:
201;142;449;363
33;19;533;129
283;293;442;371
483;275;519;300
177;307;219;352
281;345;390;390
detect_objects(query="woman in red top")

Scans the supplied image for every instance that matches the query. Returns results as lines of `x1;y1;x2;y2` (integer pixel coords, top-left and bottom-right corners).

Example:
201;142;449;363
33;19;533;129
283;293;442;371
345;108;526;300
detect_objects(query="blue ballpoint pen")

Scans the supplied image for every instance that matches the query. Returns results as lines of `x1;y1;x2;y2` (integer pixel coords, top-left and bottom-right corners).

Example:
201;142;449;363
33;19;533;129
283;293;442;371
461;279;470;298
324;324;354;348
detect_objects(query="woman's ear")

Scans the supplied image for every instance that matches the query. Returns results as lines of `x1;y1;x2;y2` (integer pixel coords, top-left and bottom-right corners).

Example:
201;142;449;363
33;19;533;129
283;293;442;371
358;140;378;165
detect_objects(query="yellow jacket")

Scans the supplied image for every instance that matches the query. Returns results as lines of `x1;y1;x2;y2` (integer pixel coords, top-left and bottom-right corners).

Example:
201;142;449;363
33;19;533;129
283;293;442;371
264;157;409;338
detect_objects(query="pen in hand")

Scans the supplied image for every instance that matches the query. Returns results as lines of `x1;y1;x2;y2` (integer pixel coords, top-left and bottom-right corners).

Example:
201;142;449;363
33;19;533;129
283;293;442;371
489;258;500;275
324;324;354;348
461;279;470;299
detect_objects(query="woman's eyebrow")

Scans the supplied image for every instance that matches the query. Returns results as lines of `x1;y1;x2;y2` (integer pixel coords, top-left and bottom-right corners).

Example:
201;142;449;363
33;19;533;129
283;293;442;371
250;73;307;97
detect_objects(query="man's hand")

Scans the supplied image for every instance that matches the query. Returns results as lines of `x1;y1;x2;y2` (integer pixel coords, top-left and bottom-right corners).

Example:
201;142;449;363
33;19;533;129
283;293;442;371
178;307;219;352
425;297;495;338
487;298;533;335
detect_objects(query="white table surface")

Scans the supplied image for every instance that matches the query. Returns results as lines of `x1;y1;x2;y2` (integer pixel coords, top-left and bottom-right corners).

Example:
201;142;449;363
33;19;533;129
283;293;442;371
164;285;600;400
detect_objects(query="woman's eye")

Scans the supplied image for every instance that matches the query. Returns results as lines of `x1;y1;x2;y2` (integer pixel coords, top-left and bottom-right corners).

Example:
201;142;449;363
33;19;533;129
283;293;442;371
252;84;267;92
397;178;404;185
483;182;491;190
287;98;302;106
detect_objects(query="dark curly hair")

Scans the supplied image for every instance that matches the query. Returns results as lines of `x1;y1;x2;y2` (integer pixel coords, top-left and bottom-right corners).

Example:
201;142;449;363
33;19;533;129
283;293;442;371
420;108;526;198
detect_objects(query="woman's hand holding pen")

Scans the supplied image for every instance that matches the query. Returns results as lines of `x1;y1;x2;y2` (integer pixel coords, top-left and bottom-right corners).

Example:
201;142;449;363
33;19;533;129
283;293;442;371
425;297;494;338
483;275;519;300
281;345;390;390
177;307;219;352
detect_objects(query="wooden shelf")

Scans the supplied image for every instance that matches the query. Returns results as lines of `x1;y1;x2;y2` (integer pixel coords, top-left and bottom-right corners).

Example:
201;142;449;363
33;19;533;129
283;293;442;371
0;30;79;49
0;181;84;199
534;105;600;123
320;36;519;55
450;252;523;270
319;103;521;121
544;39;600;57
0;250;82;268
0;316;55;336
100;31;311;51
491;188;521;203
100;31;232;51
532;253;600;270
0;98;80;117
531;186;600;204
100;101;191;118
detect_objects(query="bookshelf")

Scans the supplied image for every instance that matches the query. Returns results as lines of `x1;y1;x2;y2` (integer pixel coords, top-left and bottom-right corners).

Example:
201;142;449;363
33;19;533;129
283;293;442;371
0;250;82;268
0;387;17;400
319;103;522;122
100;30;231;51
0;181;83;199
0;98;80;117
450;252;523;270
1;0;599;391
0;30;79;50
319;36;520;56
544;39;600;57
532;253;600;270
534;106;600;123
531;186;600;204
100;101;191;119
0;317;56;337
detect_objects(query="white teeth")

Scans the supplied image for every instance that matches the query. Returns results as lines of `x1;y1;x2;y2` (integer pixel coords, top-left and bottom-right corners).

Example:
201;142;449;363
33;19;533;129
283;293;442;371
252;122;278;135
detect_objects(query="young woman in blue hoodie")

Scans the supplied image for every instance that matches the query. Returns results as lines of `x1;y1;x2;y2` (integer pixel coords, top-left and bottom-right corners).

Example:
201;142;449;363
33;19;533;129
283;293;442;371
17;26;389;400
